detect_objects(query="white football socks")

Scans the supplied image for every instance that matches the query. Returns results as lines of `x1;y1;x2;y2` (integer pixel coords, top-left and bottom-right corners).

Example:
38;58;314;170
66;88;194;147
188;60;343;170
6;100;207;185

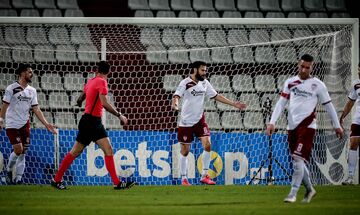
348;149;358;176
180;154;188;180
6;152;19;172
302;164;313;192
289;158;305;197
15;154;26;182
201;151;210;177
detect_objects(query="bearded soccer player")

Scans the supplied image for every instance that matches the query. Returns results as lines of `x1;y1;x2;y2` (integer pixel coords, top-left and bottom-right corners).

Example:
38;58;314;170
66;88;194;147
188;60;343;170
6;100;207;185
172;61;246;186
0;63;57;184
266;54;343;203
51;61;135;190
340;63;360;185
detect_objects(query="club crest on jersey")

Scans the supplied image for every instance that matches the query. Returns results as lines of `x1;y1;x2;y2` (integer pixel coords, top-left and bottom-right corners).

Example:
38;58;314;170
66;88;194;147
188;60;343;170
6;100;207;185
311;83;317;91
16;137;21;143
183;136;187;141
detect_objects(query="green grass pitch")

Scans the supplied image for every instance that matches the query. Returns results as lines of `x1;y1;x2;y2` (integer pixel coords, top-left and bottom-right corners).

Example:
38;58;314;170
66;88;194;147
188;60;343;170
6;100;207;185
1;185;360;215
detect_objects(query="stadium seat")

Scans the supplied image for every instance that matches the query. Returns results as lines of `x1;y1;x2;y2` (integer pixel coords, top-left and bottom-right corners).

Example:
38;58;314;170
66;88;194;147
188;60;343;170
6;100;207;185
12;45;34;62
233;47;255;63
34;45;56;62
20;9;40;16
49;92;70;108
215;0;236;11
304;0;325;11
249;29;270;44
12;0;34;8
0;9;17;16
64;9;84;17
140;28;162;46
211;47;233;64
171;0;192;10
287;12;307;18
162;28;184;47
244;11;264;18
33;111;53;128
326;0;347;11
237;0;259;11
43;9;62;17
239;93;261;111
30;73;40;89
146;45;168;64
281;0;302;12
36;92;49;108
216;92;238;111
200;11;219;18
193;0;214;11
71;27;92;44
26;27;49;45
266;12;285;18
168;46;190;64
0;73;14;90
184;29;206;46
331;12;350;18
209;75;232;92
5;27;27;44
64;73;85;91
162;74;183;91
271;29;292;43
221;112;244;130
54;112;77;129
232;75;255;92
48;27;70;44
227;29;249;46
206;29;227;46
205;112;222;130
309;12;328;18
254;47;276;63
222;11;242;18
189;47;211;63
277;75;291;91
259;0;281;11
204;97;217;111
255;75;276;92
276;46;297;63
57;0;79;9
178;11;197;18
35;0;56;8
243;112;264;130
149;0;170;10
55;45;77;62
156;11;176;17
0;0;11;8
134;10;153;17
41;73;63;91
0;48;12;62
128;0;150;10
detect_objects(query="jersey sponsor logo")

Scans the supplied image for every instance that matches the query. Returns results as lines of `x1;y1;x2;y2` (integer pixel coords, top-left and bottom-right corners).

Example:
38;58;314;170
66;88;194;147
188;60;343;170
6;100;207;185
291;87;313;97
190;89;205;96
17;94;32;102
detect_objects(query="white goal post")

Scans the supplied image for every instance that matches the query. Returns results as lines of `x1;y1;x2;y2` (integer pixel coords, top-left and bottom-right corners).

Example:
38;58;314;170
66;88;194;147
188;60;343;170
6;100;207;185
0;17;358;186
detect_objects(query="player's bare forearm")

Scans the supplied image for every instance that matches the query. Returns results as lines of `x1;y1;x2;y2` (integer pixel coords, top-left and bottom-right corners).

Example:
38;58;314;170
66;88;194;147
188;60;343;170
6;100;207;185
99;94;120;117
214;94;246;110
33;106;49;126
172;95;180;111
340;100;355;122
0;102;9;119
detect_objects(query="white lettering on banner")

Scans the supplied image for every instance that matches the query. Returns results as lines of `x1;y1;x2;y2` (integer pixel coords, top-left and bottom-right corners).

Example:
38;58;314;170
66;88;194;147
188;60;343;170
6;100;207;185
114;149;135;177
87;142;107;176
152;150;170;178
135;141;152;177
0;151;3;171
171;142;195;178
225;152;249;185
249;167;269;185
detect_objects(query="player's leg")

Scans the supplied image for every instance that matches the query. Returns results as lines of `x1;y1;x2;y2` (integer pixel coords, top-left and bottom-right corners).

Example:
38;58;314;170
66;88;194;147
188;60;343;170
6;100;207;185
199;136;215;185
15;122;31;184
5;128;23;184
178;126;193;185
343;124;360;185
301;164;316;203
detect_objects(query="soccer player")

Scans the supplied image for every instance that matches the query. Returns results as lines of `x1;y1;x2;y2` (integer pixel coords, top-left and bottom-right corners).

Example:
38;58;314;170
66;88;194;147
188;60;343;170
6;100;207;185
51;61;135;190
266;54;343;203
172;61;246;186
0;63;57;184
340;63;360;185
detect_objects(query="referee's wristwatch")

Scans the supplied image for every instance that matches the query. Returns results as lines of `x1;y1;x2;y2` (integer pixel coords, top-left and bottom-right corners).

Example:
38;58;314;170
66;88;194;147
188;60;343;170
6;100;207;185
116;112;122;118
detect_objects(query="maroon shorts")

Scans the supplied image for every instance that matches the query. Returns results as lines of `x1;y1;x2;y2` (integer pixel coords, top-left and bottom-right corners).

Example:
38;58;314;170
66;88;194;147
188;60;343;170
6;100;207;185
6;121;31;153
350;124;360;137
178;114;210;144
287;126;316;161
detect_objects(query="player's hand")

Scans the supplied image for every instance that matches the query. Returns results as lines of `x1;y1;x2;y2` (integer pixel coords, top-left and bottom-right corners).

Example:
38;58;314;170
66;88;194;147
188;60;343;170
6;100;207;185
335;127;344;139
266;124;275;136
119;115;128;125
233;101;247;110
45;123;58;134
172;103;179;111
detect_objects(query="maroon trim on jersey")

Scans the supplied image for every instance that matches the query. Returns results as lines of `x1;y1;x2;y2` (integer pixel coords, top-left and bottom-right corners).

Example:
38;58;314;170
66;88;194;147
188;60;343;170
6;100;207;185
354;83;360;90
288;80;302;90
297;110;316;129
322;100;332;105
2;100;10;104
348;96;356;101
173;94;181;99
280;92;290;99
185;82;197;90
210;93;218;99
31;104;38;107
12;86;24;95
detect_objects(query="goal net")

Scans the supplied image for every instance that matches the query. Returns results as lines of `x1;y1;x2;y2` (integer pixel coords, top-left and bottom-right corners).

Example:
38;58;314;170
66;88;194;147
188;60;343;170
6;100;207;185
0;17;358;185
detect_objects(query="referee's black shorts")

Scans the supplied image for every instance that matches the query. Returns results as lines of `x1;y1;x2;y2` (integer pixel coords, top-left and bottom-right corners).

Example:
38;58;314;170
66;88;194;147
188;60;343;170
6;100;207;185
76;113;108;146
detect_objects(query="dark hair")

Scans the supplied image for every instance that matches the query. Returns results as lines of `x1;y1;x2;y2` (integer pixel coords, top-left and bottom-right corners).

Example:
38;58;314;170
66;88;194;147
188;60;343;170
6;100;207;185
15;63;32;75
300;54;314;62
98;61;110;74
190;61;207;74
358;62;360;67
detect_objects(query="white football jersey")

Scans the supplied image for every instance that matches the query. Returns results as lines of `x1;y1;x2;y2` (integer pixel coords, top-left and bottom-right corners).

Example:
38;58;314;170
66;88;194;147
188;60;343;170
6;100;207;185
348;79;360;125
174;77;217;127
2;82;38;129
282;76;331;130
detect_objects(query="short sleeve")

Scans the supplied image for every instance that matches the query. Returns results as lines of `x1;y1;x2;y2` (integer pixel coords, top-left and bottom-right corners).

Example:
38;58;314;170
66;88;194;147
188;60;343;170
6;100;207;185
2;86;13;104
174;80;186;97
98;79;108;95
348;82;359;101
317;82;331;104
205;80;217;98
31;90;38;106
